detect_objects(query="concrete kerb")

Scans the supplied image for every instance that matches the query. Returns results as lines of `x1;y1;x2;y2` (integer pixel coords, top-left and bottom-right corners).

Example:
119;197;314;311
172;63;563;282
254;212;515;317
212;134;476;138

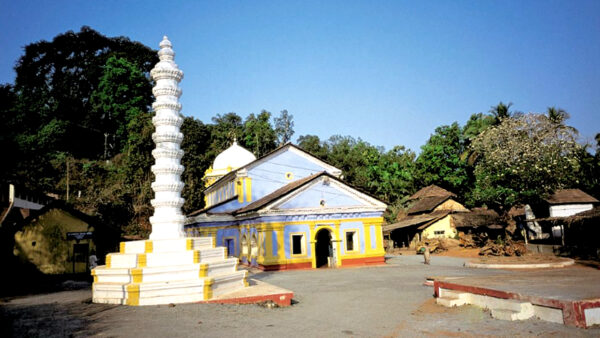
465;258;575;269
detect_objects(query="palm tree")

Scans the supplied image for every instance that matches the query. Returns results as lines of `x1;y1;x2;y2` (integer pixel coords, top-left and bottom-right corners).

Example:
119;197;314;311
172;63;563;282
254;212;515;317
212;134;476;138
546;106;577;133
546;106;570;124
489;101;512;124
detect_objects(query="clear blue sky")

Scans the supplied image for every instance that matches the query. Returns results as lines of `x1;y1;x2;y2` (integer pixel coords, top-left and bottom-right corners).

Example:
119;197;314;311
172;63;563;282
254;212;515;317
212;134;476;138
1;1;599;152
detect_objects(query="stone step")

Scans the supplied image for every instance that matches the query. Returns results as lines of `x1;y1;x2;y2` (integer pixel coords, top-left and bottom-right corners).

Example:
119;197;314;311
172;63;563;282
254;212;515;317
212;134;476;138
436;294;468;307
107;247;226;269
120;237;214;254
490;300;534;321
92;270;247;306
146;247;226;266
492;307;534;321
436;289;470;307
92;258;239;284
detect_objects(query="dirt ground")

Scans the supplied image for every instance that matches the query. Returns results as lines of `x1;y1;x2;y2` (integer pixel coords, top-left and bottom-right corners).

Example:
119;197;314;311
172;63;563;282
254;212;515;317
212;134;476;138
394;246;583;265
2;256;599;337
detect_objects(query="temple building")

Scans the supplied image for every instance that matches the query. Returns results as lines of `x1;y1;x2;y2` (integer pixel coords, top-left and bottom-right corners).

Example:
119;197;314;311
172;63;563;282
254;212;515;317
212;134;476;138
185;142;387;270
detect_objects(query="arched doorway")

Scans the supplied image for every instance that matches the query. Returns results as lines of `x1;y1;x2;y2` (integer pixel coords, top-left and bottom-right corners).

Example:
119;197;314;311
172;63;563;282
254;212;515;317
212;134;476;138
315;229;332;268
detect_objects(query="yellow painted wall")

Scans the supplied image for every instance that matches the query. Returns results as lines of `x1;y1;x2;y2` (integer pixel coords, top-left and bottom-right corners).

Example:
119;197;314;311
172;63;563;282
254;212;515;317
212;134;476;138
188;216;385;268
14;209;95;274
422;215;457;239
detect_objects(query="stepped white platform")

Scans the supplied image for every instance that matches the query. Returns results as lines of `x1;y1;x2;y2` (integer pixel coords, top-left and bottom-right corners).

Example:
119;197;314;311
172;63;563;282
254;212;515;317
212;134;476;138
92;237;248;306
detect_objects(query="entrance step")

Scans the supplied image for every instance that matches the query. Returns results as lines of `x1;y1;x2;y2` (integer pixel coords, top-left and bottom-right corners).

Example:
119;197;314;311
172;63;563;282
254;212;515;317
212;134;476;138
93;258;239;284
92;237;247;306
492;308;534;321
436;289;470;307
436;293;469;307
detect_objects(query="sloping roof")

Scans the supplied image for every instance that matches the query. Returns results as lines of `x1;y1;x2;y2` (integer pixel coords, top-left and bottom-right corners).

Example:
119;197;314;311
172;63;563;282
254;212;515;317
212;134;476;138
17;200;119;233
233;172;323;214
407;195;452;215
187;195;238;217
231;171;386;215
205;143;340;193
409;185;456;200
545;189;599;205
383;211;450;232
452;209;500;228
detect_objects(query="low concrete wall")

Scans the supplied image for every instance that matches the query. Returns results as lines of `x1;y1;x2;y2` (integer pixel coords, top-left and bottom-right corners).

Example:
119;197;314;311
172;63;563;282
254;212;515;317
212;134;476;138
526;243;560;255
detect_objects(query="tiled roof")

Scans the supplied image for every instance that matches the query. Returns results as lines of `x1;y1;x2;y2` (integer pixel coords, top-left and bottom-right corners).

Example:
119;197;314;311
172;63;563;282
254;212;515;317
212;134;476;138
409;185;456;200
383;211;451;232
407;195;452;215
545;189;599;205
452;209;500;228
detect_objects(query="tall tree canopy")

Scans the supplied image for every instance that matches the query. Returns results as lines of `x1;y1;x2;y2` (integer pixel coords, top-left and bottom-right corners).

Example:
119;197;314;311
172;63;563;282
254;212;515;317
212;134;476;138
470;113;582;211
180;117;212;213
90;56;154;155
489;101;513;124
274;109;295;146
242;110;277;157
3;26;157;191
414;123;469;197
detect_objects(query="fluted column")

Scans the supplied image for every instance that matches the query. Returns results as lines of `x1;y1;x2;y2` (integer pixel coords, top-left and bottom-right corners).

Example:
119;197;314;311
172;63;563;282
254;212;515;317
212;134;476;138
149;36;185;240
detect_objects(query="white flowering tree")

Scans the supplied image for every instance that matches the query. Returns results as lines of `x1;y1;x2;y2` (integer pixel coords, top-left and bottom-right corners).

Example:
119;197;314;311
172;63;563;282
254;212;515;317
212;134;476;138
470;113;582;211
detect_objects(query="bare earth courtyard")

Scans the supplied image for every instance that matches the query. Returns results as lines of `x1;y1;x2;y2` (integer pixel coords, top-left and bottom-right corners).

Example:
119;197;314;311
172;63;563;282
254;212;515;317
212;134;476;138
2;256;599;337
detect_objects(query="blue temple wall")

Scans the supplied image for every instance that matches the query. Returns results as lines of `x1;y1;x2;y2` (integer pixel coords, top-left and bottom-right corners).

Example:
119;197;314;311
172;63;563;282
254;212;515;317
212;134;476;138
279;181;363;209
248;150;330;203
283;224;312;259
216;227;240;256
340;221;366;254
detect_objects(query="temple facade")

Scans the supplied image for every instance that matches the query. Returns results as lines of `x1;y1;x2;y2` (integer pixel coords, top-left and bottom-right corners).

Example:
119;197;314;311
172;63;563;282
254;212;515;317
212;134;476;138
185;142;387;270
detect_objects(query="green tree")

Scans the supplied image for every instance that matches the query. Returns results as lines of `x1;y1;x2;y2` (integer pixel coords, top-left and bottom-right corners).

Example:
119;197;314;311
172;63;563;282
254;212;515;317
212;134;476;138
274;109;295;146
4;27;156;193
180;117;212;213
490;101;513;124
90;56;153;155
210;112;243;154
463;113;495;142
13;26;156;159
470;113;582;211
546;106;569;125
242;110;277;157
297;135;327;160
414;123;469;197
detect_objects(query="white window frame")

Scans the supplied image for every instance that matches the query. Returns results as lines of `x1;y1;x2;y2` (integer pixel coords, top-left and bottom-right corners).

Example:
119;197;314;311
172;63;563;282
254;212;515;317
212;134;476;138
290;232;306;257
344;229;359;253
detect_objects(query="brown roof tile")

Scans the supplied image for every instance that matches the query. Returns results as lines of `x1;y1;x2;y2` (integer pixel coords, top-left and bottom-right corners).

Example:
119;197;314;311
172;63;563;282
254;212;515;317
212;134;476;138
452;209;500;228
383;211;451;232
545;189;599;205
407;195;452;214
409;185;456;200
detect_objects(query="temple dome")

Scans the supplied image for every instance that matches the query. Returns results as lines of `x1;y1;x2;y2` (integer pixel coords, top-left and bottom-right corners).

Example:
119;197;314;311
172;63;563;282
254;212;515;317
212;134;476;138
213;140;256;171
203;140;256;188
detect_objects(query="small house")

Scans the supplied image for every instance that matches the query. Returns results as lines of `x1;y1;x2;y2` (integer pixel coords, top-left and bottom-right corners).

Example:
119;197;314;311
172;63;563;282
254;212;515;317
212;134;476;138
383;185;469;248
546;189;598;217
524;189;599;242
13;201;117;274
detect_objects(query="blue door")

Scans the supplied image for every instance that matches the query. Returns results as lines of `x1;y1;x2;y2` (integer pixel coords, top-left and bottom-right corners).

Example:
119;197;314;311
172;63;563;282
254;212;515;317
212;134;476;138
225;238;235;257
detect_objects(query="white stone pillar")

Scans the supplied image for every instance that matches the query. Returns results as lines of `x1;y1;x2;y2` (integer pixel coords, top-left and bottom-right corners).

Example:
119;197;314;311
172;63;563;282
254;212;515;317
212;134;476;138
149;36;186;240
